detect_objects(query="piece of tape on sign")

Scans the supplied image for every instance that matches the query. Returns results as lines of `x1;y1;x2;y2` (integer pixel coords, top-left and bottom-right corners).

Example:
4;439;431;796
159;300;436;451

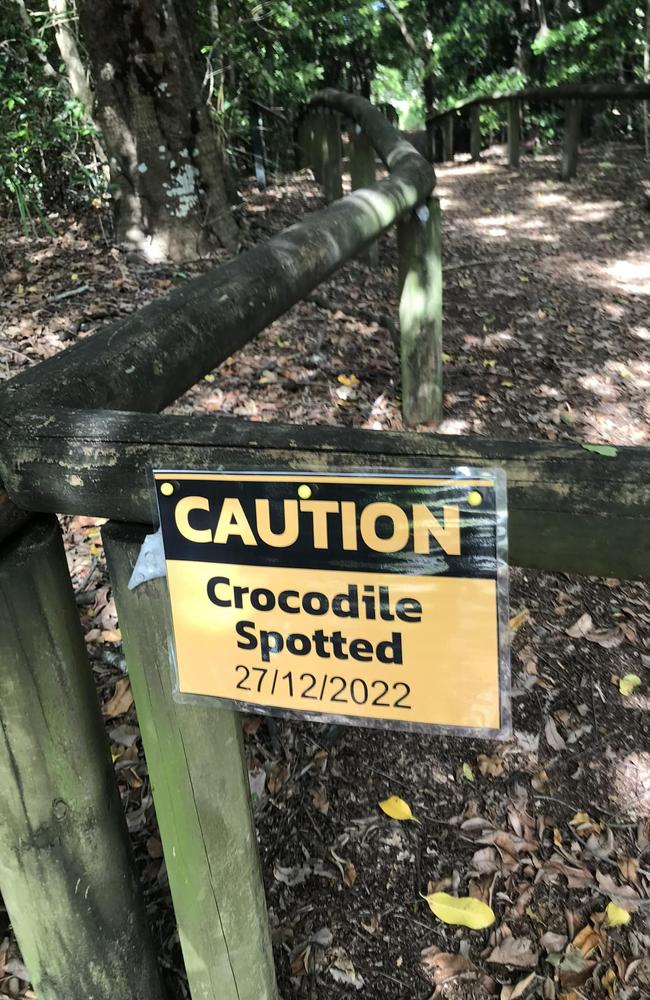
128;527;167;590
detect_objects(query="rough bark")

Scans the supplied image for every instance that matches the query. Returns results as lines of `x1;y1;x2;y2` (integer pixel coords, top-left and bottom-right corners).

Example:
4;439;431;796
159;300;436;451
77;0;239;261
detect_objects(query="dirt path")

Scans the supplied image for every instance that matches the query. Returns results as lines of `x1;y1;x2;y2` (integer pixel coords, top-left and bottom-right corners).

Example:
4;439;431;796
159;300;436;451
0;142;648;1000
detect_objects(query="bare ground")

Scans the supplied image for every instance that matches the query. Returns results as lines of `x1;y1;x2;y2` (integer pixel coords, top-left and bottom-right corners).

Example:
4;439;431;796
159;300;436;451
0;140;649;1000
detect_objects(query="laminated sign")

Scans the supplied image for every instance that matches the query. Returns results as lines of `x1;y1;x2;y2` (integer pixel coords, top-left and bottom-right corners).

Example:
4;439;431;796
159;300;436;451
154;470;510;736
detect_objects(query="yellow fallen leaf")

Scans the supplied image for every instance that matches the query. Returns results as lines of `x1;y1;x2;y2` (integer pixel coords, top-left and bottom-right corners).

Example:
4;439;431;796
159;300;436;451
421;892;495;929
204;373;215;382
606;901;631;927
100;628;122;643
337;373;359;386
509;608;530;633
619;674;641;696
500;379;513;387
378;795;416;822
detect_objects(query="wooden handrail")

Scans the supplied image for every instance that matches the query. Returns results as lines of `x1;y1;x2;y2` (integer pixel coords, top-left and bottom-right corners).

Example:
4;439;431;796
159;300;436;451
2;92;434;417
427;80;650;123
1;407;648;581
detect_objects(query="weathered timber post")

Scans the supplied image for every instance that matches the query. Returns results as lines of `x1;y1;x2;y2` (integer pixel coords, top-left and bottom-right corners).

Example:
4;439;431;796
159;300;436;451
561;99;582;180
349;123;378;263
297;113;315;170
470;105;481;161
308;112;325;183
104;522;278;1000
320;109;343;202
397;196;443;425
0;516;164;1000
508;98;521;169
442;113;454;162
250;101;267;188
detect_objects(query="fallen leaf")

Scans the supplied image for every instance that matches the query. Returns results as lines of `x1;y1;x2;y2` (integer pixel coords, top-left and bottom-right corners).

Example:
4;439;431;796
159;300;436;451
566;612;593;638
100;628;122;643
378;795;417;821
502;971;538;999
478;753;505;777
273;862;311;885
509;608;530;633
102;677;133;718
545;716;566;750
337;372;359;386
311;783;329;815
343;861;357;888
421;945;477;985
573;924;602;958
489;937;539;969
606;901;631;927
472;846;499;874
619;674;641;696
329;949;364;989
463;761;475;782
581;444;617;458
540;931;568;953
421;892;495;929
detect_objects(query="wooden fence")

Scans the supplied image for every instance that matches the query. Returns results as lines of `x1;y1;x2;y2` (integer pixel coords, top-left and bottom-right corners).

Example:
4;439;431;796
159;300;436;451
0;88;648;1000
427;80;650;179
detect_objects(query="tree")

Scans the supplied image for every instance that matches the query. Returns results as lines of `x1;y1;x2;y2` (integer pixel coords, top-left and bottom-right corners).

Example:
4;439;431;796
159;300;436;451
77;0;239;261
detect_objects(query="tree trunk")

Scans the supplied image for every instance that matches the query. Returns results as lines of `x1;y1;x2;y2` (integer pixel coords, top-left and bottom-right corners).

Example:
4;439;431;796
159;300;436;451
47;0;107;168
77;0;239;261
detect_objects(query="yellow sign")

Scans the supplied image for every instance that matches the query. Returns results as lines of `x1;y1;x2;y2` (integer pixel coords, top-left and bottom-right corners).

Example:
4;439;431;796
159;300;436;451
154;470;509;735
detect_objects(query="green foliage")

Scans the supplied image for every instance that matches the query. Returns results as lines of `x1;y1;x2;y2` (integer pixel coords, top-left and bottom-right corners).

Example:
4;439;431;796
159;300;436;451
372;65;423;128
0;5;102;233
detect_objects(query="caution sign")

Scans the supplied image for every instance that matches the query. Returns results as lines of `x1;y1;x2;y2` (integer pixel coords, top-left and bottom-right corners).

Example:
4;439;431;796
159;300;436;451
154;470;509;736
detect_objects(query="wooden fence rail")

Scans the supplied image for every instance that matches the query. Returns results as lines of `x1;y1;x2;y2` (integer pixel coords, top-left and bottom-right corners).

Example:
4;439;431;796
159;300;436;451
427;79;650;179
1;408;648;582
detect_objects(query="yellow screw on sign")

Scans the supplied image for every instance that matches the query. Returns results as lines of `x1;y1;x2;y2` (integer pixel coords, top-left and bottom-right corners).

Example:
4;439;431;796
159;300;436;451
160;482;174;496
298;484;312;499
467;490;482;507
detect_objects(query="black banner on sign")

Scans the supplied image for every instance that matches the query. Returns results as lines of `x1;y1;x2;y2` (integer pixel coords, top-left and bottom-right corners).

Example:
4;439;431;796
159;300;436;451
156;477;498;578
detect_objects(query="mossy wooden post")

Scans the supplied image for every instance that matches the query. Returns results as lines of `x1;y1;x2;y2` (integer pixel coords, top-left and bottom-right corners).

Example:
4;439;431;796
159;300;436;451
297;113;315;171
508;98;521;168
307;112;325;183
0;516;164;1000
320;110;343;202
103;522;278;1000
470;105;481;161
349;123;378;263
561;99;582;180
397;196;443;425
442;112;454;162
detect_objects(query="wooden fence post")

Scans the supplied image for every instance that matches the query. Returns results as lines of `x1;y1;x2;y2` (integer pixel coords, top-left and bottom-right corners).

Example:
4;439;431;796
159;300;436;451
561;99;582;180
250;101;267;188
320;110;343;202
470;106;481;161
307;112;325;183
442;113;454;162
0;516;164;1000
103;522;278;1000
508;98;521;168
297;113;315;171
397;196;443;425
349;124;378;263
